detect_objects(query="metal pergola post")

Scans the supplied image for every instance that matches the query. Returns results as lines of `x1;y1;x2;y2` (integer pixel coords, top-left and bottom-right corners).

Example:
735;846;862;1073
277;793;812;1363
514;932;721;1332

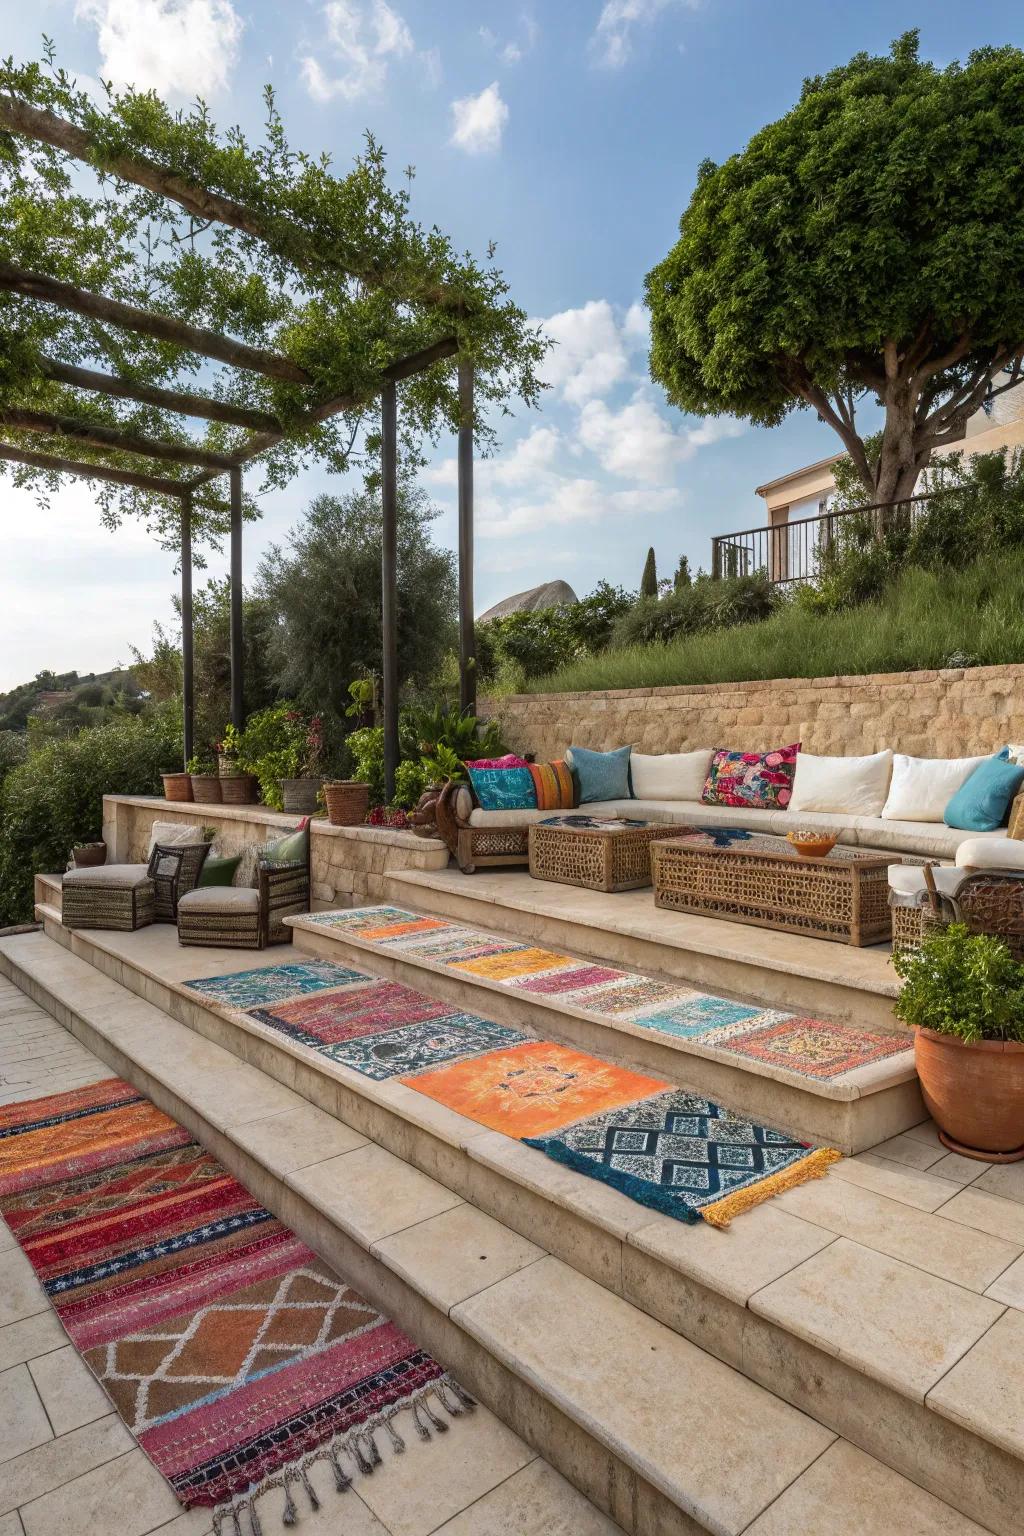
381;381;399;803
457;356;476;716
180;490;194;768
229;466;244;729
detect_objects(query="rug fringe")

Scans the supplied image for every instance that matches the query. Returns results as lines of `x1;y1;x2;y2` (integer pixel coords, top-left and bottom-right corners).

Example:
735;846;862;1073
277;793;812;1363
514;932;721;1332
700;1147;842;1229
210;1375;474;1534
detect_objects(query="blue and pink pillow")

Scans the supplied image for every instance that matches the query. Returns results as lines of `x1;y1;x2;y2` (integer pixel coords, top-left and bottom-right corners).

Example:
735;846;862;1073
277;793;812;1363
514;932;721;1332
467;754;537;811
701;742;800;810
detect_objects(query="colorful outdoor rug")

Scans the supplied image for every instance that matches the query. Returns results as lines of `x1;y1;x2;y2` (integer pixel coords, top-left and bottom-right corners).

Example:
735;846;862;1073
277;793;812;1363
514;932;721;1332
307;906;913;1082
0;1079;473;1534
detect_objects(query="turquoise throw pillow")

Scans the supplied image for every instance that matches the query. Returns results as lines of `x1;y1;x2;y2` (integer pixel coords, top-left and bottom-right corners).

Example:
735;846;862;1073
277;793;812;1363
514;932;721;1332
567;745;632;804
467;765;537;811
944;751;1024;832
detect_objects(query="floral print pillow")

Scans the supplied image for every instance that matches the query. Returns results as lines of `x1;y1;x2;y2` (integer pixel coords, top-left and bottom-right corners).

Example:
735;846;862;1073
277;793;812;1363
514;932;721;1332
701;743;801;810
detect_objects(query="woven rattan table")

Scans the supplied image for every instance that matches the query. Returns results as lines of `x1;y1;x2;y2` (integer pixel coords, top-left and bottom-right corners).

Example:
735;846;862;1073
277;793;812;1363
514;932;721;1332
529;815;685;893
650;828;893;946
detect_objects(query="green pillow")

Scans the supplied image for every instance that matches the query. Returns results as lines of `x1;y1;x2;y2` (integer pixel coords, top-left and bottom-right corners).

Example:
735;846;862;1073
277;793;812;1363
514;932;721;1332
198;853;243;887
260;821;310;865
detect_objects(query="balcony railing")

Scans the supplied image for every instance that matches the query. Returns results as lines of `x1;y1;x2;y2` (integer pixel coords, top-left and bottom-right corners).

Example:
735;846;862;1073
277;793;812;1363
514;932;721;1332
711;493;935;586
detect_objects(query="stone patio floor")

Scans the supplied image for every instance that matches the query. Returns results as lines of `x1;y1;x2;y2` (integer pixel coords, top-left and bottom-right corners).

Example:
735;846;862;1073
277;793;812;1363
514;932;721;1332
0;975;621;1536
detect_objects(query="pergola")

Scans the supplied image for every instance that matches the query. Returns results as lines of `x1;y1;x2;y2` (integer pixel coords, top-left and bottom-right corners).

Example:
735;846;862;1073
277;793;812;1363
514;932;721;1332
0;66;540;798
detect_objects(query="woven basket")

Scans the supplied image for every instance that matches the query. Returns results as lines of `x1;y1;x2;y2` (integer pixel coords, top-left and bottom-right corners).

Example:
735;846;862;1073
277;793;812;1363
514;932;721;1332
280;777;322;815
72;841;107;868
220;772;259;805
324;780;369;827
190;774;223;804
161;772;193;803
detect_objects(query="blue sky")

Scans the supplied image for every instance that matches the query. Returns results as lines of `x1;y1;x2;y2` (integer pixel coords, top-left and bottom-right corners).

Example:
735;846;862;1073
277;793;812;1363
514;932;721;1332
3;0;1023;689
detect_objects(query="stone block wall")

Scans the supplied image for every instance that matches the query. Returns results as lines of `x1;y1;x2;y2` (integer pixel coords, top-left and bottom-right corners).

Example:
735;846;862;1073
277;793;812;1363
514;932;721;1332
103;797;449;908
486;664;1024;762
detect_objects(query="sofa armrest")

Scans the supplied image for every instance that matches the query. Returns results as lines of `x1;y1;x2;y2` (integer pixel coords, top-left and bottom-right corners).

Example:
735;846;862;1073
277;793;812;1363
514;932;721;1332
955;836;1024;871
1008;789;1024;840
435;780;473;856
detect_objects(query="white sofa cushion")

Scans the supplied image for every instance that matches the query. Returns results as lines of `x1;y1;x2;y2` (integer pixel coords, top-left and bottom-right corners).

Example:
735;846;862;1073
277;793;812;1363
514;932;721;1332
888;864;965;899
789;750;892;816
881;755;987;823
629;750;712;802
147;820;202;854
955;836;1024;870
468;807;561;828
177;886;260;911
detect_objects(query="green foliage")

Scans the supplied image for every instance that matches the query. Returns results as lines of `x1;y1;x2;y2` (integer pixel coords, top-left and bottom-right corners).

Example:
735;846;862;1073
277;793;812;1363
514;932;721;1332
0;731;28;785
673;556;692;592
524;552;1024;693
0;669;144;735
392;758;430;809
256;487;457;745
346;726;386;806
233;703;324;809
893;924;1024;1043
647;32;1024;500
0;48;548;546
640;548;658;599
476;583;635;689
0;708;181;925
422;744;466;784
405;702;504;762
611;572;779;648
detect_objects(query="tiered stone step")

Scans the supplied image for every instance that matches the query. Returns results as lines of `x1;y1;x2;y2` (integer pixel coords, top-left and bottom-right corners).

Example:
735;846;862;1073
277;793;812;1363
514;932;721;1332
286;906;920;1155
0;926;1006;1536
381;866;901;1030
20;907;1024;1536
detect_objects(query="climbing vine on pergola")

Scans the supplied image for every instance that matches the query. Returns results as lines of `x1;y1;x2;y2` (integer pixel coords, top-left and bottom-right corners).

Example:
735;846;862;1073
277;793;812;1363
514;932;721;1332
0;47;547;791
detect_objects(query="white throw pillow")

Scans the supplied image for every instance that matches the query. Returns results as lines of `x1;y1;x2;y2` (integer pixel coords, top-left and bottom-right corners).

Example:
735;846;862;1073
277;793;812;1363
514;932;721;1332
788;750;893;817
1006;743;1024;765
629;749;713;802
881;755;987;823
147;820;202;854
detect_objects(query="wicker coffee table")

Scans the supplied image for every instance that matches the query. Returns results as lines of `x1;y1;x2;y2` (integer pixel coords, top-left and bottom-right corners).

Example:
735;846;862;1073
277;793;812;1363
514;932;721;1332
650;828;893;946
529;815;684;893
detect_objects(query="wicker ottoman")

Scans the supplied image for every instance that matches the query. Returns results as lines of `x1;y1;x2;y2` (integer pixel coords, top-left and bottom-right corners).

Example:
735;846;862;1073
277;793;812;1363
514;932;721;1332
529;815;683;893
177;886;263;949
62;865;155;931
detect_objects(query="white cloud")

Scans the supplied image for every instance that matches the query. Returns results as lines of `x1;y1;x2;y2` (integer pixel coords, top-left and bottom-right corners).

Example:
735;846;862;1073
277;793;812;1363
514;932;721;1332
538;299;632;405
480;14;537;66
449;81;508;155
590;0;698;70
579;393;743;482
75;0;242;97
301;0;414;102
478;478;682;538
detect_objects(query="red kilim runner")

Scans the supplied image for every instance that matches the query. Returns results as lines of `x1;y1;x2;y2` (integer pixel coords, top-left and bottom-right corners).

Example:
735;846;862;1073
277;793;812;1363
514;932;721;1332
0;1078;473;1533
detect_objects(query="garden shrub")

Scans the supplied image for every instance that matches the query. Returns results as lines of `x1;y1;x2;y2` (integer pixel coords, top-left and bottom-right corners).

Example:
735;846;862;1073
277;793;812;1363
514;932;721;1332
476;582;635;688
0;707;182;926
611;572;779;648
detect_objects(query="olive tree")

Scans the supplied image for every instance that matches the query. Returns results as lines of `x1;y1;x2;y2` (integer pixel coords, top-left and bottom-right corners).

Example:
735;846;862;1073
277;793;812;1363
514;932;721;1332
647;33;1024;504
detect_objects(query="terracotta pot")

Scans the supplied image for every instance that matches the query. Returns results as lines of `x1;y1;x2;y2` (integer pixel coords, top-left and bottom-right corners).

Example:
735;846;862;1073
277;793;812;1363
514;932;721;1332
220;772;259;805
914;1025;1024;1160
161;771;193;803
323;780;369;827
72;841;107;868
189;774;223;804
279;777;322;815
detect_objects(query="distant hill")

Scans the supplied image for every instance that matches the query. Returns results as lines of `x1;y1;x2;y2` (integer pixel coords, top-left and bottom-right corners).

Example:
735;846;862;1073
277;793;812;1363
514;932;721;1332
479;580;579;621
0;668;145;732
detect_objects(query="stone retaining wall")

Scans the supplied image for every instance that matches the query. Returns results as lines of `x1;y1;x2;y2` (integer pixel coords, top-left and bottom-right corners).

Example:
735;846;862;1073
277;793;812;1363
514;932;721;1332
103;796;448;908
485;664;1024;761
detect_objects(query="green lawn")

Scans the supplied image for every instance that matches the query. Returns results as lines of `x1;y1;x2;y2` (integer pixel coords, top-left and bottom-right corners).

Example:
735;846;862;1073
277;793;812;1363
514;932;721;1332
525;554;1024;694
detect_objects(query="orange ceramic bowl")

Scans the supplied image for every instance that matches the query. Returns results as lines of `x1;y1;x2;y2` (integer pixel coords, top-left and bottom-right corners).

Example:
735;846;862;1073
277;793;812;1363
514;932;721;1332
786;830;838;859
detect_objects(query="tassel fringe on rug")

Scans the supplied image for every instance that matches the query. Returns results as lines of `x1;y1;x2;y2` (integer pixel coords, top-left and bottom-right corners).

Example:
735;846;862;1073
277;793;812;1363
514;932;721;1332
0;1078;473;1533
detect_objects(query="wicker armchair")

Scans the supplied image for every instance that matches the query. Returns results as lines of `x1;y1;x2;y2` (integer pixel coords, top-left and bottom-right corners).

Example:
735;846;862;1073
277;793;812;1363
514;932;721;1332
148;842;212;921
176;831;310;950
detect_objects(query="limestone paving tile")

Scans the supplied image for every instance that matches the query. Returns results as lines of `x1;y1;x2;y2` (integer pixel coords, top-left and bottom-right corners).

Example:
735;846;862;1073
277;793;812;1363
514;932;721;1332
17;1448;202;1536
832;1153;957;1211
986;1251;1024;1310
286;1141;463;1247
750;1237;1006;1401
742;1438;997;1536
429;1458;622;1536
928;1152;990;1187
452;1255;836;1536
0;1415;135;1517
0;1314;67;1372
0;1250;48;1329
0;1365;51;1463
371;1203;546;1313
974;1161;1024;1207
926;1306;1024;1459
228;1102;367;1173
27;1345;110;1436
769;1174;1022;1292
939;1185;1024;1247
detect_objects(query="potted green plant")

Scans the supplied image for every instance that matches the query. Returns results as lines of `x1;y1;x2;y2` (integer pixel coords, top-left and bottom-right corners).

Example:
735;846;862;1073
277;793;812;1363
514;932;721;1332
277;710;325;815
893;922;1024;1161
215;725;259;804
187;752;222;804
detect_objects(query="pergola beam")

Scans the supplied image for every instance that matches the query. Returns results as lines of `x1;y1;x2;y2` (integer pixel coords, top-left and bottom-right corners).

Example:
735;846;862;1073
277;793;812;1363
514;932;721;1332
380;381;399;803
0;441;184;496
0;93;467;315
38;356;282;432
0;406;237;470
181;490;194;768
0;263;313;384
457;357;476;715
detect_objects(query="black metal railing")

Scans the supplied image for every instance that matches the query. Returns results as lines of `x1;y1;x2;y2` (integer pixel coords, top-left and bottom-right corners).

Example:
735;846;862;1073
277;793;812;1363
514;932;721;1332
711;493;935;586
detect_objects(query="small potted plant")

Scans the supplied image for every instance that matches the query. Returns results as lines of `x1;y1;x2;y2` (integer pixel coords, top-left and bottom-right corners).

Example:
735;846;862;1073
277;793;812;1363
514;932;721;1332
893;922;1024;1161
215;725;259;805
279;711;325;815
187;753;222;804
71;838;107;868
161;767;193;802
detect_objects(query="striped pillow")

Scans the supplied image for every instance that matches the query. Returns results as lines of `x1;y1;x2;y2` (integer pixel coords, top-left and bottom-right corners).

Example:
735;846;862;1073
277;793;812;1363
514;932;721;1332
528;760;575;810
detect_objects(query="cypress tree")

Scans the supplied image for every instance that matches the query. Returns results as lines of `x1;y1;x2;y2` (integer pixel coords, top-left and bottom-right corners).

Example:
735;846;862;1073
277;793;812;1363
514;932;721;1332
640;546;658;598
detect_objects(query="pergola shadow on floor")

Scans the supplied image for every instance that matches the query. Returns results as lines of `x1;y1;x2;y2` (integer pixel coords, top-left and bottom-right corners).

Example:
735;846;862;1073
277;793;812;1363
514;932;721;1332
0;71;540;795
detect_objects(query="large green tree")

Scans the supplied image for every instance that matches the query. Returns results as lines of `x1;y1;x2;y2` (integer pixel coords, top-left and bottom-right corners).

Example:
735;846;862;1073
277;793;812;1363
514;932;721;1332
647;33;1024;505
